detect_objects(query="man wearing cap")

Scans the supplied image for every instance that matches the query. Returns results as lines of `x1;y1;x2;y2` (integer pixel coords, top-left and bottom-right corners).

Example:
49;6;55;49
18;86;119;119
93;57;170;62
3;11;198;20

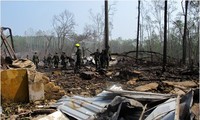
75;43;81;73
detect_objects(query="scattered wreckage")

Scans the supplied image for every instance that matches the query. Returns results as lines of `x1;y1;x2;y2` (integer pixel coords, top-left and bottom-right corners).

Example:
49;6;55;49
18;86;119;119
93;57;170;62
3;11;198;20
41;85;199;120
0;54;199;120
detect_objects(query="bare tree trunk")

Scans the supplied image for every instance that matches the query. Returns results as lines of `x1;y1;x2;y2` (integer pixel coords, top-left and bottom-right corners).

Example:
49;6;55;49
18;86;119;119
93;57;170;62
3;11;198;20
136;0;140;63
197;1;200;64
188;30;191;67
182;0;188;64
163;0;167;72
105;0;109;50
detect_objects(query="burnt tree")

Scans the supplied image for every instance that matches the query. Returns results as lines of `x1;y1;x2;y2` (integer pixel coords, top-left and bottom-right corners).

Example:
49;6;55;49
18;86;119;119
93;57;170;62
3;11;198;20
105;0;109;50
136;0;141;63
163;0;168;72
182;0;189;64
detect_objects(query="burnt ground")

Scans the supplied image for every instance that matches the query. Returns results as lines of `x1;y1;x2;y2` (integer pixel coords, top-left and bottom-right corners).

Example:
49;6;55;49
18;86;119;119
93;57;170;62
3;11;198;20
1;57;199;119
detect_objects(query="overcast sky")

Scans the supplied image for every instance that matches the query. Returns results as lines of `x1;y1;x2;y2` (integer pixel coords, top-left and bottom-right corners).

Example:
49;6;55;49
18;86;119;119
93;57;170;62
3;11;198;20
1;0;181;39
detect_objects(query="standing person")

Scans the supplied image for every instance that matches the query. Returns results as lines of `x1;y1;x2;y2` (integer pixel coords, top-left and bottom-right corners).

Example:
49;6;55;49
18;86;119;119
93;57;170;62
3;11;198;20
53;52;59;68
32;52;39;69
60;52;66;69
47;53;52;68
100;50;105;69
75;43;81;73
94;49;100;70
104;47;111;68
43;56;47;68
26;55;29;59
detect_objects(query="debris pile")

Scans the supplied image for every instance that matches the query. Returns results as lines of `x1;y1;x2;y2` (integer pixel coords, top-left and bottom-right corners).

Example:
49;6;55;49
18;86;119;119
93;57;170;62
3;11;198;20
1;57;199;119
49;85;199;120
44;82;66;100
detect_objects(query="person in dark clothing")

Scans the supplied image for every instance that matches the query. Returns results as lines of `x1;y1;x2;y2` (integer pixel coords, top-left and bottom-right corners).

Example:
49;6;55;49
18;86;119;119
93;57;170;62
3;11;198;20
104;47;111;68
43;56;47;68
93;49;100;70
75;43;81;73
60;52;66;69
100;50;106;69
26;55;29;59
53;52;59;68
47;53;52;68
32;52;39;69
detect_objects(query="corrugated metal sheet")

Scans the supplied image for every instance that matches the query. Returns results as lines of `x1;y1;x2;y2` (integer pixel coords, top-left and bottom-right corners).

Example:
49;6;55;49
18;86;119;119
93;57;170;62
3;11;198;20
51;85;181;120
51;91;119;120
107;85;174;101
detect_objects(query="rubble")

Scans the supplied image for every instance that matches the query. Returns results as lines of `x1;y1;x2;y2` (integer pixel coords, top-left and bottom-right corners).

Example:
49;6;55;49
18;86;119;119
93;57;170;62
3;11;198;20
134;83;159;92
170;88;186;96
1;68;29;103
80;71;95;80
191;103;199;119
50;85;198;120
126;78;138;85
37;110;69;120
163;81;198;88
1;57;199;119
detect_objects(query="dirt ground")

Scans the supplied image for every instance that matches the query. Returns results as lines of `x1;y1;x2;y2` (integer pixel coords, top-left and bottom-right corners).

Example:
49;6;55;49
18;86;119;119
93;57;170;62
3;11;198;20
1;57;199;119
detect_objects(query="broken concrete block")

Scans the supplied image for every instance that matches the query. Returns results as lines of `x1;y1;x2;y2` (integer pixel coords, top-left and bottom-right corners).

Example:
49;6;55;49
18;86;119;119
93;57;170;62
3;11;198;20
134;83;159;92
44;82;56;92
26;70;45;102
80;71;94;80
29;82;44;101
1;69;29;103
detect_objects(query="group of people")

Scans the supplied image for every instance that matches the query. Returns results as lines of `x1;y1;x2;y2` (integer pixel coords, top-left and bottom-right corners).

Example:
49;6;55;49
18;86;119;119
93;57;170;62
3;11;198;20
32;43;111;72
32;43;82;72
91;48;111;70
32;52;60;69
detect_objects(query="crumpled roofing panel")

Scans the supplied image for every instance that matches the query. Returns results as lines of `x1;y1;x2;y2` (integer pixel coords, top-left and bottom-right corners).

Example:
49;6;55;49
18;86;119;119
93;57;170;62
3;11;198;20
51;91;118;120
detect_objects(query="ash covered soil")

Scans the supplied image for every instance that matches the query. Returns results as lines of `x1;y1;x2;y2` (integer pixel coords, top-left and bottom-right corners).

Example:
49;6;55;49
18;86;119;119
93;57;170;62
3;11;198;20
1;57;199;119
